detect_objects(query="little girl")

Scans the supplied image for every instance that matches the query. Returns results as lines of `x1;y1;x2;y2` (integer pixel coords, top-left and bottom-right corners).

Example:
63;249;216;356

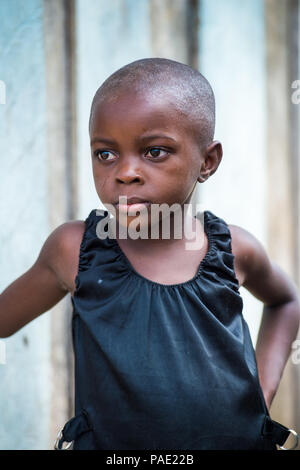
1;58;299;450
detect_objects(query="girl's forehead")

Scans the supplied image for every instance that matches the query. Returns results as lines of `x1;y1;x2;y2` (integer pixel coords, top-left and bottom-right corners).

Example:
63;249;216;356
89;86;202;144
91;90;190;130
96;88;175;110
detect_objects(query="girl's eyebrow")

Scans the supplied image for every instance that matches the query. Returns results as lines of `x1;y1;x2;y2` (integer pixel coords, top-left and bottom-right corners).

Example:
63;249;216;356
91;137;115;145
91;134;177;145
139;134;177;143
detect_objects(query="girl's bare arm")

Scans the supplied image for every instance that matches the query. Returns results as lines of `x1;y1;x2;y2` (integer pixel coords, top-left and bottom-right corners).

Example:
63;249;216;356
230;224;300;410
0;221;85;338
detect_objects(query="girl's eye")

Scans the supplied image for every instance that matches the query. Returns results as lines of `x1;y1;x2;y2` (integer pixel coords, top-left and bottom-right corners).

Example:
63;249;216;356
146;147;168;159
95;150;116;161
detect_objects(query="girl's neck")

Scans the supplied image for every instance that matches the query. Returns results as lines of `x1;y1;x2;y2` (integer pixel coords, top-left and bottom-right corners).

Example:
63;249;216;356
115;211;204;253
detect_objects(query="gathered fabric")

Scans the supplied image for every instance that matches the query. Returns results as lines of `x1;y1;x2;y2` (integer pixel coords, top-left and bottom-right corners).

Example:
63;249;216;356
58;208;289;450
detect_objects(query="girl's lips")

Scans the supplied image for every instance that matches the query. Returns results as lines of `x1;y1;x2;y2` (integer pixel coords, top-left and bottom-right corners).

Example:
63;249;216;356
116;201;151;215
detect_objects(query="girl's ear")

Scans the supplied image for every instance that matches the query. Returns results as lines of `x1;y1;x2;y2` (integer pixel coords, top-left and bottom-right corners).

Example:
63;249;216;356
197;141;223;183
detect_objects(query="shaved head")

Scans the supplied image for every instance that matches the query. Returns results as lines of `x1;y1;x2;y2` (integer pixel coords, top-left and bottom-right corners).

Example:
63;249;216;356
89;58;215;149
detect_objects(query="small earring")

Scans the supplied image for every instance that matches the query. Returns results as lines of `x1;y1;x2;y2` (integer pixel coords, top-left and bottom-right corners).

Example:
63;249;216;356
198;176;205;183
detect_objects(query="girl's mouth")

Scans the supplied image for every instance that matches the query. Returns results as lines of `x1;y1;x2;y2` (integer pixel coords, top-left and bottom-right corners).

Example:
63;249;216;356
114;197;151;215
116;201;151;215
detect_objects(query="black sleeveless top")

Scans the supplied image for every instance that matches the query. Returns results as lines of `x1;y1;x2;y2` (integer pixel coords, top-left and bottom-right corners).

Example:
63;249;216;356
56;209;291;450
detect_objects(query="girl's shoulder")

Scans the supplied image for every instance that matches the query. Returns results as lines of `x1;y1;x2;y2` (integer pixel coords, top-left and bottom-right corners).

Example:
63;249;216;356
39;219;86;296
228;222;298;307
227;223;268;287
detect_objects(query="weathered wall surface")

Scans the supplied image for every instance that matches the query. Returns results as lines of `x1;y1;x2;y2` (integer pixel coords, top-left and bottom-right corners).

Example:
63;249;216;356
0;0;51;450
198;0;267;344
0;0;299;449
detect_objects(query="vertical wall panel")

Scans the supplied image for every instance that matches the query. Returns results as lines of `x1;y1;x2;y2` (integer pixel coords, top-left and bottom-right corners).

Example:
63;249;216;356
150;0;192;63
265;0;299;439
198;0;266;344
43;0;76;446
297;0;300;436
0;0;51;449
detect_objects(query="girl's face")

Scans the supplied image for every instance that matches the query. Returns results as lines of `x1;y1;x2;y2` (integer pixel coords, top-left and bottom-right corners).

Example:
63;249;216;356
89;90;205;231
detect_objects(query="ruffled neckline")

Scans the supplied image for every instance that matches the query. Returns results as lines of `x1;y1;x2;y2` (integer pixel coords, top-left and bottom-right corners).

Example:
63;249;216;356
105;210;217;289
74;208;240;294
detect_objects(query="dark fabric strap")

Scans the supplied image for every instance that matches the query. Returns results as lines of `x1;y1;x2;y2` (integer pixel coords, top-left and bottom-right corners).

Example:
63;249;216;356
262;415;291;446
57;410;92;449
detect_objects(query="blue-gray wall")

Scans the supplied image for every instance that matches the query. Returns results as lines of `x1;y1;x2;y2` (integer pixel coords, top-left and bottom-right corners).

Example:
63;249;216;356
0;0;51;450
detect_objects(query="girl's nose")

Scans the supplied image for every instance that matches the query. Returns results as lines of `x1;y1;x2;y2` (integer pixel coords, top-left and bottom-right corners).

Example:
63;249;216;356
115;160;144;184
